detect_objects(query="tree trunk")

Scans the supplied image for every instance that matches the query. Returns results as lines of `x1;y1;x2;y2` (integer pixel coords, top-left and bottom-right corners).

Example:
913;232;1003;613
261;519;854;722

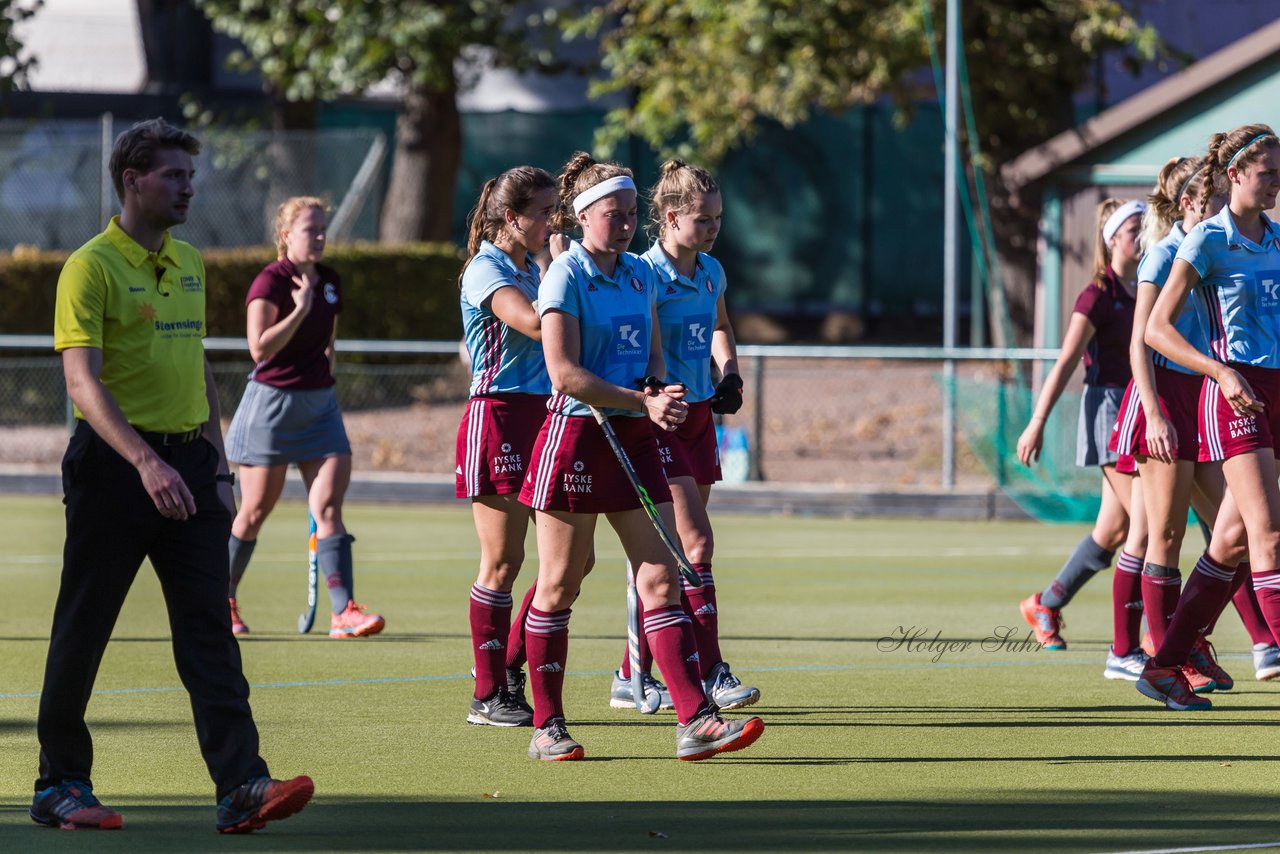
988;184;1040;348
262;92;318;243
379;76;462;243
136;0;214;93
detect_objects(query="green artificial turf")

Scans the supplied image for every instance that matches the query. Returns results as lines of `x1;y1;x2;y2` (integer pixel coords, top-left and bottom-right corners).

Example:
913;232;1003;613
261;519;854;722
2;494;1279;853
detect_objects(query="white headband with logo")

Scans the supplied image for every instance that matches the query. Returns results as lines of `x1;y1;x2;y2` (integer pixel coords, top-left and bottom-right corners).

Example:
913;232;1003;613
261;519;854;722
572;175;637;215
1102;200;1147;243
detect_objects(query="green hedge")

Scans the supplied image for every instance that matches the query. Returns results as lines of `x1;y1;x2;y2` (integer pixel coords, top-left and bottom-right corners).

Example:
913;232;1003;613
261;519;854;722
0;242;466;340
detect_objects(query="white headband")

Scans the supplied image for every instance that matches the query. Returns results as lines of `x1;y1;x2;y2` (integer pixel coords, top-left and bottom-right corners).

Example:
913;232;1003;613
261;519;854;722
572;175;637;215
1102;200;1146;243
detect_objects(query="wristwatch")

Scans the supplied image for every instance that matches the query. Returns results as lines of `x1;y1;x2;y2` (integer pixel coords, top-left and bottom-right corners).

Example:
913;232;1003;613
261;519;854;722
215;473;236;485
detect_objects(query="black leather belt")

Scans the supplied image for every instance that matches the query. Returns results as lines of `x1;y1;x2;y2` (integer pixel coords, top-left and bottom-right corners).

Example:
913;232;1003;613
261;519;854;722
137;427;202;446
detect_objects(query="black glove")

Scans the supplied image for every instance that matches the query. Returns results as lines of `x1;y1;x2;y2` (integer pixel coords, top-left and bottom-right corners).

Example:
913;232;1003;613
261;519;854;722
710;373;744;414
635;375;663;393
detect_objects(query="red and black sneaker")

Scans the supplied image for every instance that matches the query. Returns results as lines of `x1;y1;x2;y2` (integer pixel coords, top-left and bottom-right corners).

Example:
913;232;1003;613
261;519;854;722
1019;593;1067;650
30;780;123;830
1188;637;1234;691
676;708;765;760
1136;664;1212;711
216;775;314;834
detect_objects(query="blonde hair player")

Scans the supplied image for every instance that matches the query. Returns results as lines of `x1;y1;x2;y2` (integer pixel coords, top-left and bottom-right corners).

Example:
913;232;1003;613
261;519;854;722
1017;198;1148;666
515;151;764;761
1112;154;1277;689
606;158;760;712
224;197;385;639
1139;124;1280;710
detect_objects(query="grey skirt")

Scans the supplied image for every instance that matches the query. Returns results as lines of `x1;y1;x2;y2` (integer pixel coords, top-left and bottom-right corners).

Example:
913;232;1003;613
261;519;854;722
226;380;351;467
1076;385;1123;468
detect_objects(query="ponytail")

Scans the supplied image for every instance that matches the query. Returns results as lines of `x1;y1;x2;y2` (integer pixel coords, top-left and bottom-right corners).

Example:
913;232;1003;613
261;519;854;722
1142;156;1202;251
464;178;498;259
648;159;719;241
1203;123;1277;215
554;150;633;234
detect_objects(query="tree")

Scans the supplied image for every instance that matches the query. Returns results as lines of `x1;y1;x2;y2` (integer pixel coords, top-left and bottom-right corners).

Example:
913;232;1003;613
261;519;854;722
569;0;1164;343
0;0;42;96
193;0;539;242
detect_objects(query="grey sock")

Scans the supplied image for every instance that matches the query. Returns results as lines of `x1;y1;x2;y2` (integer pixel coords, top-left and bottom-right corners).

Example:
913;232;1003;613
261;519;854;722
1040;535;1114;609
228;535;256;597
317;533;355;613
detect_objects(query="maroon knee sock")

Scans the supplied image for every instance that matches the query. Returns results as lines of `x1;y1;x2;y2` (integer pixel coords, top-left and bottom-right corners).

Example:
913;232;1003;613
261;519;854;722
1112;551;1144;654
505;582;536;671
1228;563;1274;644
682;563;721;679
644;605;709;725
525;606;571;728
1140;563;1181;651
1251;569;1280;648
1153;553;1236;667
469;583;513;699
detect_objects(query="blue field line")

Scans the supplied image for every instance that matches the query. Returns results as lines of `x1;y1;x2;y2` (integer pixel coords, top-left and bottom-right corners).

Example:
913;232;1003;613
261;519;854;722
0;656;1117;702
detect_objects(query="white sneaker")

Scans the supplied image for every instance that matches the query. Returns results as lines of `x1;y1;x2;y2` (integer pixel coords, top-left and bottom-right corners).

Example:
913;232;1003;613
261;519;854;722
1253;643;1280;681
1103;646;1149;681
704;661;761;709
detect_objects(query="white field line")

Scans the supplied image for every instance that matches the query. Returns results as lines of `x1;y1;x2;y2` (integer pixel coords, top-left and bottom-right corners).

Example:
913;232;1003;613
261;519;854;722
7;544;1076;565
1096;843;1280;854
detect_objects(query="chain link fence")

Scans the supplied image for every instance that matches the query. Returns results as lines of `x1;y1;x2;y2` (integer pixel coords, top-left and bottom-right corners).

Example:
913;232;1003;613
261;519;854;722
0;118;386;250
1;338;1098;515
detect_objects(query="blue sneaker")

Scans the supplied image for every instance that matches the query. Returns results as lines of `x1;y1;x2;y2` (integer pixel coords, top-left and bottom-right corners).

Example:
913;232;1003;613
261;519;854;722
1254;643;1280;681
609;670;673;711
703;661;761;709
216;775;314;834
1103;646;1149;681
30;780;123;830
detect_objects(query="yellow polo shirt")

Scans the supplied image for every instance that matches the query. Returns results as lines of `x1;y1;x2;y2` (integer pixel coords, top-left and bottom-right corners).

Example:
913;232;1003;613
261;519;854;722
54;217;210;432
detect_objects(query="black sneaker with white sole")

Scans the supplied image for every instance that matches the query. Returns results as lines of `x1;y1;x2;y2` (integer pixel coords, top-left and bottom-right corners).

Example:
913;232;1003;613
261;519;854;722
505;666;534;716
468;688;534;727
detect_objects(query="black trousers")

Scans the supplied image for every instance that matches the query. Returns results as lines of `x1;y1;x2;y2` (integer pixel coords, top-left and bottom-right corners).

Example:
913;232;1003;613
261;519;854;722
36;421;269;801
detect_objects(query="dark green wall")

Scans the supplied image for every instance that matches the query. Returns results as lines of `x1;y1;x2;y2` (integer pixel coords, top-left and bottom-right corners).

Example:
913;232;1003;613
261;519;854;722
322;102;967;326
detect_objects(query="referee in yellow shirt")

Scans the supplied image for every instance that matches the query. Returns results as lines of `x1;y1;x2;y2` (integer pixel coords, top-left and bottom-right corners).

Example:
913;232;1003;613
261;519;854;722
30;119;313;834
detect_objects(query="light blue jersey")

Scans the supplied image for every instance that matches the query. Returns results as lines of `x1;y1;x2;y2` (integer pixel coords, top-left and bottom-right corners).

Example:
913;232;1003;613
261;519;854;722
642;244;726;402
1176;209;1280;367
1139;223;1207;375
460;240;550;396
538;240;657;418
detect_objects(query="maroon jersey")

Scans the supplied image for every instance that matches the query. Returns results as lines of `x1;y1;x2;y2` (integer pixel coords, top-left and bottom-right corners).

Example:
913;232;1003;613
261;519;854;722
1073;269;1135;388
246;258;342;389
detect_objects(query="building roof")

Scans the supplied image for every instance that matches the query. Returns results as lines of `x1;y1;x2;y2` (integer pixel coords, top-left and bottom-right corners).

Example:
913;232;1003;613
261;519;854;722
1003;17;1280;189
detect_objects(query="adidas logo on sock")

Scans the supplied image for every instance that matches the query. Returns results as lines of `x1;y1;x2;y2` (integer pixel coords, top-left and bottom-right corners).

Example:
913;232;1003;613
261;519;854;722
478;639;505;650
1124;601;1144;610
455;466;463;475
686;651;700;663
536;662;564;673
694;603;717;616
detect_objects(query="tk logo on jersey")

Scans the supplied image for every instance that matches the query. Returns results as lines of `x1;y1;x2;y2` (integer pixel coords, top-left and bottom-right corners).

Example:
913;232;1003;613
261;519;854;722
1256;271;1280;314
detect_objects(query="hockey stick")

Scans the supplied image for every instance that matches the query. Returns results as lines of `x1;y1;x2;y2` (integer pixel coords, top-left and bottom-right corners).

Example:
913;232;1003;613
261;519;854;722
297;513;318;633
626;560;662;714
588;406;701;589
